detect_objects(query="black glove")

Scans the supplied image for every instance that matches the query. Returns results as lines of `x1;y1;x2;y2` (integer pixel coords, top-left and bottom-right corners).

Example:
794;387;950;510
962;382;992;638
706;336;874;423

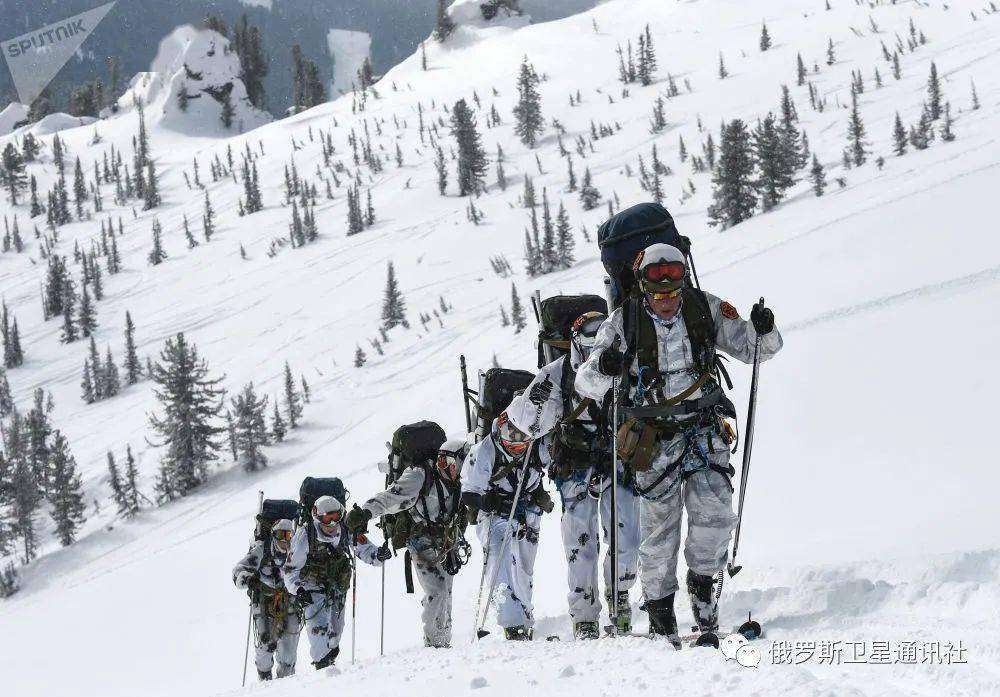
598;348;624;377
481;490;501;515
244;574;260;598
751;301;775;335
375;544;393;562
531;487;555;514
344;504;372;534
295;587;314;606
460;493;481;521
528;377;554;406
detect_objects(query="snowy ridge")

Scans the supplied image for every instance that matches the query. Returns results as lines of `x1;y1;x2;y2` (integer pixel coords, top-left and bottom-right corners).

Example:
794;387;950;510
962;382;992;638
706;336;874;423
0;0;999;695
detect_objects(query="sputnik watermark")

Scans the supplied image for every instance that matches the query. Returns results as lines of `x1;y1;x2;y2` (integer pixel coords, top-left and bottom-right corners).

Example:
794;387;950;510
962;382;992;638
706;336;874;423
2;2;117;106
769;640;969;665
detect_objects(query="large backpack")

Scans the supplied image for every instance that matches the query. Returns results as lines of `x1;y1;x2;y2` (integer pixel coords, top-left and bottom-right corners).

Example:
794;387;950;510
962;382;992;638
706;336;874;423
536;294;608;368
388;421;447;484
299;477;348;524
255;498;300;540
598;202;692;310
476;367;534;440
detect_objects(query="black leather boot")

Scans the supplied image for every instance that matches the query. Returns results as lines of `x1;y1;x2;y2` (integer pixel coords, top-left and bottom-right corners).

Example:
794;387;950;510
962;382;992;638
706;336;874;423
686;570;719;632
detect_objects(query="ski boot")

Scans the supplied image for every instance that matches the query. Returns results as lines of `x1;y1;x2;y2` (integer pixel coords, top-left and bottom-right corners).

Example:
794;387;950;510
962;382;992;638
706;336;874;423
686;570;720;633
606;590;632;634
573;621;600;640
257;670;273;681
312;646;339;670
646;593;681;649
275;662;295;679
503;625;534;641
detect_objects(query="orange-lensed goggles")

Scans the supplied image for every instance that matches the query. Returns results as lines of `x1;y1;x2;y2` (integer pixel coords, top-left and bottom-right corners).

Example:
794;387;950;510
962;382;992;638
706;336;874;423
316;511;341;525
272;529;293;542
642;261;686;283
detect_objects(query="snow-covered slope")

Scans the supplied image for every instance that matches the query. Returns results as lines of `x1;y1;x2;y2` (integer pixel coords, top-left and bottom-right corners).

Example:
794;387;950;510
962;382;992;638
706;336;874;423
1;1;999;696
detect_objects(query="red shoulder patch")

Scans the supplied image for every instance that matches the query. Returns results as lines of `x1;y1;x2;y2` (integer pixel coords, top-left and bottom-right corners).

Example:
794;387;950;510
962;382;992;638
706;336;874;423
720;301;740;320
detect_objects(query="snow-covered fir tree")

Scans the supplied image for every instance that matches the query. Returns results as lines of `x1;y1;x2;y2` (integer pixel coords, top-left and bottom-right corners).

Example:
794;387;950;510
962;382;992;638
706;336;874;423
380;261;408;330
451;98;488;196
708;119;757;229
148;333;225;501
513;57;544;148
510;282;526;332
283;362;302;429
230;383;269;472
47;431;86;546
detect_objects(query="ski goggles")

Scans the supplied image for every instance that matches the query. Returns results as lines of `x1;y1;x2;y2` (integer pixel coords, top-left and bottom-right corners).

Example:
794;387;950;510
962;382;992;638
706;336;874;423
437;452;460;480
641;261;686;283
498;413;530;455
272;528;294;543
571;313;605;346
644;286;683;300
314;510;342;525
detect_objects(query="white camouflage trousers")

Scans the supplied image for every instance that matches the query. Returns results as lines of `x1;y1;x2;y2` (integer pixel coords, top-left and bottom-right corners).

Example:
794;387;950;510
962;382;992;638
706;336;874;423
634;427;737;602
408;535;454;647
476;510;540;629
252;600;301;677
301;591;347;663
556;464;640;622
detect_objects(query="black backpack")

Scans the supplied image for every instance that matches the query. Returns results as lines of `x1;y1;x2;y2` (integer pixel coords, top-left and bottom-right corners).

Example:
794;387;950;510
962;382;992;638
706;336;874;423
477;367;534;440
388;421;447;483
255;498;300;540
299;477;349;523
598;202;692;310
536;294;608;368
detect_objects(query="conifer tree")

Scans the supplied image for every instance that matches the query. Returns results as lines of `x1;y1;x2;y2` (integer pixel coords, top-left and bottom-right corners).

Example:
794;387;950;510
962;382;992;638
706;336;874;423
123;311;142;385
381;261;408;330
927;61;942;121
148;333;225;500
940;102;955;142
300;375;310;403
81;360;96;404
708;119;757;229
637;25;658;86
10;428;41;562
810;155;827;196
231;383;269;472
826;38;836;65
971;80;980;110
354;346;367;367
718;53;729;79
103;346;120;397
60;284;78;344
122;445;142;516
1;143;27;205
283;362;302;429
183;213;198;249
107;451;129;516
753;113;794;211
513;57;544;148
0;369;13;416
555;202;575;269
796;53;807;86
650;96;667;134
203;191;216;241
434;145;448;196
510;283;527;333
47;431;86;546
760;22;772;52
271;400;286;442
77;283;97;337
847;92;869;166
434;0;456;41
579;167;601;210
148;218;166;265
451;99;488;196
143;160;161;210
892;112;908;156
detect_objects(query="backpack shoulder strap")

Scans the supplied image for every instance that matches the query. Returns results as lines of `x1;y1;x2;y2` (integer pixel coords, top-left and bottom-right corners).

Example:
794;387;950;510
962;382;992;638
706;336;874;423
681;287;716;375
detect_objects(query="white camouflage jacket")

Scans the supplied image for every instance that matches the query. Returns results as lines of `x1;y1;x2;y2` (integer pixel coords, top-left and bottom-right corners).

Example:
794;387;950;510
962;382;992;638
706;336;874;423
282;520;382;595
576;292;783;406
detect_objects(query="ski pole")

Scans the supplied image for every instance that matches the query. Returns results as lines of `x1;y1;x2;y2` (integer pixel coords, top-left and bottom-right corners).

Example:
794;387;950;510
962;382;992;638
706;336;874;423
351;549;358;665
727;298;766;580
379;555;386;656
470;513;494;643
460;356;473;434
608;371;621;635
241;490;264;686
475;441;535;640
241;605;253;687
